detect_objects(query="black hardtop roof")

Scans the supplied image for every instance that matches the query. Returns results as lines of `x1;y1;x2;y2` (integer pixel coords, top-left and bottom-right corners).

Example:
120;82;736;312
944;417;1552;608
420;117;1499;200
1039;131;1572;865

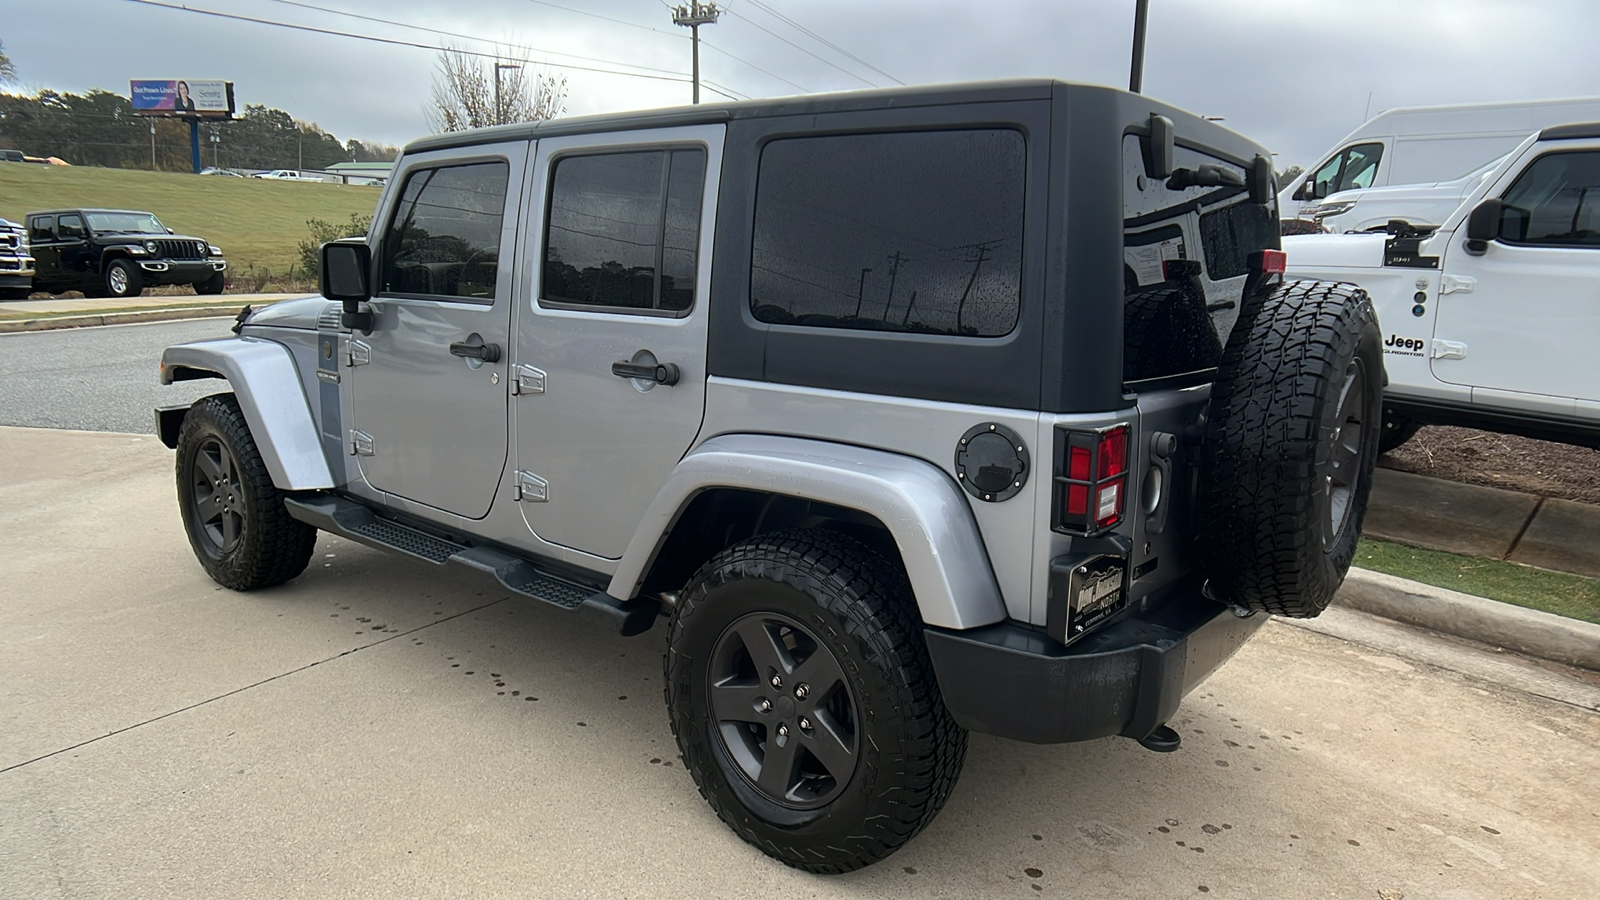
27;208;162;218
1539;121;1600;140
402;79;1260;159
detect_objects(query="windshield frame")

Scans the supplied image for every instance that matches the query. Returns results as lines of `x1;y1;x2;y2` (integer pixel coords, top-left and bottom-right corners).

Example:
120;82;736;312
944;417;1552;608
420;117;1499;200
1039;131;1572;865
84;211;168;235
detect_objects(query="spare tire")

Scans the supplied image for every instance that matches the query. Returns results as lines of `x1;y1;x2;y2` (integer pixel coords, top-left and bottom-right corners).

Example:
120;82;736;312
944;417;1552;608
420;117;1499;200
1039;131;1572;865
1197;280;1383;618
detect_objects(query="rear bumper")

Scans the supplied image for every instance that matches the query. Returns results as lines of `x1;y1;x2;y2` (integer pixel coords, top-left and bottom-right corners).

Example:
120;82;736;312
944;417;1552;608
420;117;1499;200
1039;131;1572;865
924;590;1265;744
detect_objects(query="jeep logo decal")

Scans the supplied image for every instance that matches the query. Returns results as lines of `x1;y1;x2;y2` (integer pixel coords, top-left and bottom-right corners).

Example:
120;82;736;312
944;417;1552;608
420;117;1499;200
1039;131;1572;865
1383;334;1425;355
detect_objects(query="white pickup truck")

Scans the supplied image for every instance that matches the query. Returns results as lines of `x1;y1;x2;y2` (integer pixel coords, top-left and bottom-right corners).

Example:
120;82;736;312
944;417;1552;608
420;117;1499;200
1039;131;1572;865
1285;122;1600;451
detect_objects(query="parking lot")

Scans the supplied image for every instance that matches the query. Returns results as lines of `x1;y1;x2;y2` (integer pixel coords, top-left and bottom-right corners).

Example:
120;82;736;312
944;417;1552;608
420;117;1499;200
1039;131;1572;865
3;425;1597;898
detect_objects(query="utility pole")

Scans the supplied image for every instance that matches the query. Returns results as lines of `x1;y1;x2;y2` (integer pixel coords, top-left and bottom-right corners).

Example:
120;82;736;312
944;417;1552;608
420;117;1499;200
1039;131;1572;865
671;2;720;104
149;120;156;170
955;242;993;332
853;267;872;318
882;250;905;321
494;62;521;125
1129;0;1150;93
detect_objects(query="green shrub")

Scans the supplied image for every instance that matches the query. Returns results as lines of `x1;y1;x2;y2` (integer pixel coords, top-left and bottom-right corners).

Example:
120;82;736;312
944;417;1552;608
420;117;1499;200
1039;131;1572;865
297;213;371;278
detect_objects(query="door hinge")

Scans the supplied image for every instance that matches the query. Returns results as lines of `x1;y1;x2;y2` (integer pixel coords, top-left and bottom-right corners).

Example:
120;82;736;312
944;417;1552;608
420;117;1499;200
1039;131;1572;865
1440;275;1476;295
514;470;549;502
350;429;374;456
511;365;546;395
346;339;371;367
1431;339;1468;360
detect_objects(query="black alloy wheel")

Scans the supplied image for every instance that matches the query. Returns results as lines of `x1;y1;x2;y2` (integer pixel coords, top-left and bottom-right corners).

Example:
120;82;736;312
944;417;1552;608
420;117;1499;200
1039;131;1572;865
189;434;247;556
707;611;859;809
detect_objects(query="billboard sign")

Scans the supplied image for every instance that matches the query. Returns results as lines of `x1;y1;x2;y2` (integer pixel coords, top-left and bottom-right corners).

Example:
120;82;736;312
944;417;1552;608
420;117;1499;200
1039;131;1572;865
130;79;235;117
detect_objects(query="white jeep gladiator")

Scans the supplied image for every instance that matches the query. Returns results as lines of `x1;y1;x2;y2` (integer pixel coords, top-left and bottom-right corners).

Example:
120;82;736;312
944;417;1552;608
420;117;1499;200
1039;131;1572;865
1285;122;1600;451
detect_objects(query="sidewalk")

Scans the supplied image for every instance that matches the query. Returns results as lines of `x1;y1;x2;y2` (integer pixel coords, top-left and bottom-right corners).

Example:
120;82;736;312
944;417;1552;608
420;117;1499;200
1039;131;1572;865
3;294;1596;671
0;292;300;333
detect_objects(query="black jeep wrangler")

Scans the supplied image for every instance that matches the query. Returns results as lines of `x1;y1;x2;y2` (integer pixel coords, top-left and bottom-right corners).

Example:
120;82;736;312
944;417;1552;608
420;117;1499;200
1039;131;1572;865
25;208;227;298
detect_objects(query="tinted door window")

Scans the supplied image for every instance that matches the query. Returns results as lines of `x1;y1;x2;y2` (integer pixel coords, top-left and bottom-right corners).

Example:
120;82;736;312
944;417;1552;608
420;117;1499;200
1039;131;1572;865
1308;142;1384;196
541;148;706;313
57;214;85;239
29;216;55;242
1497;150;1600;247
750;129;1025;337
379;161;510;301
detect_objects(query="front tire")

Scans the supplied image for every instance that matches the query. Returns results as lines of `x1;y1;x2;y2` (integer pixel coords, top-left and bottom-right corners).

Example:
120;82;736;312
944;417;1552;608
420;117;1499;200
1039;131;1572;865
665;529;966;873
105;258;143;298
195;271;225;295
176;394;317;590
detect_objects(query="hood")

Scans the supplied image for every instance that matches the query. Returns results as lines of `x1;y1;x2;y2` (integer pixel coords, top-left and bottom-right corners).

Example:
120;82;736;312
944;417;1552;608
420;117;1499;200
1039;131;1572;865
102;231;209;244
1282;233;1391;269
240;295;331;331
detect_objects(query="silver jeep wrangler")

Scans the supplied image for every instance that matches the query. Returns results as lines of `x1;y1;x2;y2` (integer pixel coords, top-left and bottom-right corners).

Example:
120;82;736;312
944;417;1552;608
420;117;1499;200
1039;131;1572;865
157;80;1383;873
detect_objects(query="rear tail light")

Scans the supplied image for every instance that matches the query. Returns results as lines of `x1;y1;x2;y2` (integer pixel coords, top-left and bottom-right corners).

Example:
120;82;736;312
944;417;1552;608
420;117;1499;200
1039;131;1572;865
1253;248;1287;274
1055;425;1129;534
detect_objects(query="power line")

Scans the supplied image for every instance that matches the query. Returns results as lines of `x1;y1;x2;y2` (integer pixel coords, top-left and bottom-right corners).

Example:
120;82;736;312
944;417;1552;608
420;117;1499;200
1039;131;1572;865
741;0;903;86
721;8;878;88
260;0;690;78
700;39;811;93
119;0;695;85
516;0;689;41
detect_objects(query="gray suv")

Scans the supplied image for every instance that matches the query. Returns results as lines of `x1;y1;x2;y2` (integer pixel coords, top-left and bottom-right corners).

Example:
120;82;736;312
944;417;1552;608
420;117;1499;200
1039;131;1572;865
157;80;1383;872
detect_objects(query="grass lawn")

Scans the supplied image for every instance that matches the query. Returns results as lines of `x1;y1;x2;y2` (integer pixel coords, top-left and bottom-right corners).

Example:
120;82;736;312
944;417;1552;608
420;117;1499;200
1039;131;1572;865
1356;537;1600;625
0;163;380;276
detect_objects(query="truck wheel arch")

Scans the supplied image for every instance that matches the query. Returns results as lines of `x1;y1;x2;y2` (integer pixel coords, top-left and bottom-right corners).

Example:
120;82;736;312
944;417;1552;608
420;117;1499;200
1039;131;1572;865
610;434;1008;631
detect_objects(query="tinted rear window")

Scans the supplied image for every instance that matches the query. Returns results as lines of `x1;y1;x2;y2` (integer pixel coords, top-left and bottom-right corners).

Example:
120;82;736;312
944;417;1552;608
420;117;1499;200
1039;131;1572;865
750;129;1025;337
1122;135;1271;384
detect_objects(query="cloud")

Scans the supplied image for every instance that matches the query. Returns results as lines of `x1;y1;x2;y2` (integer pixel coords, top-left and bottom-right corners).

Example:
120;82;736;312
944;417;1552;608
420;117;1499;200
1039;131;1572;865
4;0;1598;167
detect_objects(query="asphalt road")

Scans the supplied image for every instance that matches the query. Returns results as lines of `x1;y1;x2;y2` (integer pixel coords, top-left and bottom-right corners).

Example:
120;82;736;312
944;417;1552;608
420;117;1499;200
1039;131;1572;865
3;426;1598;899
0;317;236;434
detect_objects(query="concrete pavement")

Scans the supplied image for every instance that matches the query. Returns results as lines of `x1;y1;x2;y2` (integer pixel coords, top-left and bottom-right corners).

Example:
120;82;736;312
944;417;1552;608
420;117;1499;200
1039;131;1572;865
3;426;1597;898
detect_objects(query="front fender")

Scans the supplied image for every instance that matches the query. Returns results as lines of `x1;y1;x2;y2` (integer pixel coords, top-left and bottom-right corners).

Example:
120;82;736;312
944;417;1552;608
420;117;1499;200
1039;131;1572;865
160;337;335;490
610;434;1007;630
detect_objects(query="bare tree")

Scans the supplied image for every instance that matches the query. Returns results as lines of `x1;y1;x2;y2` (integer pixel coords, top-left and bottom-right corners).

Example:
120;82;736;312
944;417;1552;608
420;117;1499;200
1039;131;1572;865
424;44;567;133
1276;164;1304;187
0;39;18;86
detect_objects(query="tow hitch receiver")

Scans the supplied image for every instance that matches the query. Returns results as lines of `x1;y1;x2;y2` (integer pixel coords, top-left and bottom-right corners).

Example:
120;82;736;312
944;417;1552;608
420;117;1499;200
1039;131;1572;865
1137;724;1182;753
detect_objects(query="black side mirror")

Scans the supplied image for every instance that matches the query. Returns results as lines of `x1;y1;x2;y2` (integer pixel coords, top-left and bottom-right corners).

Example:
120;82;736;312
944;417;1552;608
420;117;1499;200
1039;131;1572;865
1146;113;1174;179
1312;180;1330;201
320;238;373;330
1250;155;1275;205
1465;198;1503;253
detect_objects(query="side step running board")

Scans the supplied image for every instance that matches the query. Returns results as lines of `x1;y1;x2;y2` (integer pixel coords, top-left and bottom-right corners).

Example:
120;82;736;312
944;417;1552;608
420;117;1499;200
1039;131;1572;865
284;494;658;636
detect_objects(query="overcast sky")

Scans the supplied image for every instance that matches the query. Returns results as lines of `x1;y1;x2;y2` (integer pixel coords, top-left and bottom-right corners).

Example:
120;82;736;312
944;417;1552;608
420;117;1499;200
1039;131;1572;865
4;0;1599;169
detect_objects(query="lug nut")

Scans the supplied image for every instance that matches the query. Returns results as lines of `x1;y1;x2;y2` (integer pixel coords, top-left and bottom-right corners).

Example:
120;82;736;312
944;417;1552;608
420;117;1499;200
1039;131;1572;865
770;674;783;690
776;723;789;738
799;716;813;732
758;698;772;713
794;683;809;700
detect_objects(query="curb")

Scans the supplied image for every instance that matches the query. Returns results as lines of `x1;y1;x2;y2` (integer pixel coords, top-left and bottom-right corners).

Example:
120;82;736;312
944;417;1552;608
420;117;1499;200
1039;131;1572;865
0;306;242;333
1335;567;1600;672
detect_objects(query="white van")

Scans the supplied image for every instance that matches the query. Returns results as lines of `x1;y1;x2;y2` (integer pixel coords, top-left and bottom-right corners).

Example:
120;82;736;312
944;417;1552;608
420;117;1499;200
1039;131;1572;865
1279;96;1600;222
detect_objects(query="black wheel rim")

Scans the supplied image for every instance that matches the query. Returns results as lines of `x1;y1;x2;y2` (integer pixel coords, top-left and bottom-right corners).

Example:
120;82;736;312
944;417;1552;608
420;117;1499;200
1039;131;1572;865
190;436;245;555
1324;359;1368;548
707;612;860;810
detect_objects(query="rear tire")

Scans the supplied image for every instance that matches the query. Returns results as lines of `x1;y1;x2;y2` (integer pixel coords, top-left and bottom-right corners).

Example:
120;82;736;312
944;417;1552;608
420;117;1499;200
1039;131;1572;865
1198;280;1384;618
176;394;317;590
665;528;966;873
105;258;143;298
